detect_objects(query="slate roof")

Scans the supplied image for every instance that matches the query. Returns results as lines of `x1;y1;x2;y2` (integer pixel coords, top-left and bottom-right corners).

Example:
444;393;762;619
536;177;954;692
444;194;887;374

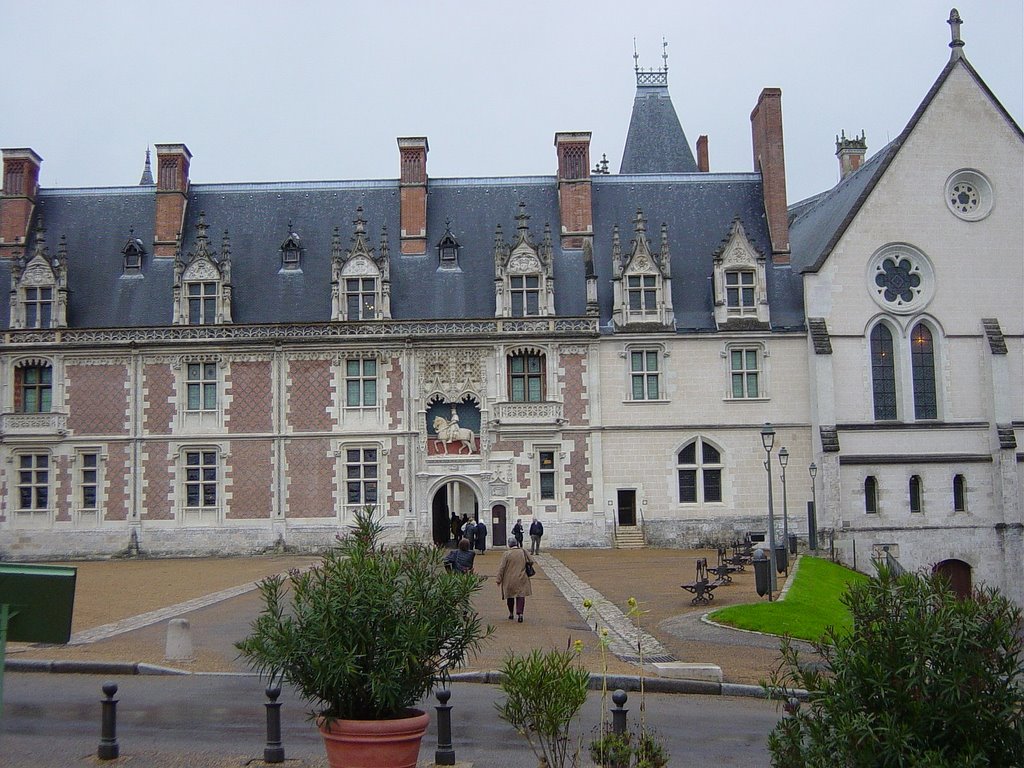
619;75;698;174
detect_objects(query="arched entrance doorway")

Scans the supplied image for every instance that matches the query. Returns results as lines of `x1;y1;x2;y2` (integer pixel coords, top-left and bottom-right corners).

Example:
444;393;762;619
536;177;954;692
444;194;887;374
430;479;479;547
933;559;972;599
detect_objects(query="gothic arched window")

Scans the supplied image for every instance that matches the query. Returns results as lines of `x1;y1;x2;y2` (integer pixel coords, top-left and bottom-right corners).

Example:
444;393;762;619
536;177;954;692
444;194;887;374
870;324;897;420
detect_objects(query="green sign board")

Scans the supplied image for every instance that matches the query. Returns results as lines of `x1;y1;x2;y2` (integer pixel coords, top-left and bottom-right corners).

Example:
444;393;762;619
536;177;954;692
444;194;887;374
0;563;77;644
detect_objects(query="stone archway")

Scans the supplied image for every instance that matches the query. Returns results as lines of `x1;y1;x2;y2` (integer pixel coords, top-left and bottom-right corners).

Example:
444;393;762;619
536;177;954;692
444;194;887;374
430;479;480;546
933;559;972;599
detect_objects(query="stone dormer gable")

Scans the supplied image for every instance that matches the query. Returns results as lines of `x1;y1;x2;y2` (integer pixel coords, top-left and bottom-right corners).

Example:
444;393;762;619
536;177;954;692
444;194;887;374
172;212;232;325
10;220;68;329
493;202;555;318
713;217;770;330
331;207;391;321
121;228;146;274
279;225;303;272
611;209;674;329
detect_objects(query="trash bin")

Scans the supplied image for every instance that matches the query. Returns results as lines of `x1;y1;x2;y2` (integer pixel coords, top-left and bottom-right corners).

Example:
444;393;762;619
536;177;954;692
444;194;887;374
752;548;770;597
775;543;788;574
788;533;798;556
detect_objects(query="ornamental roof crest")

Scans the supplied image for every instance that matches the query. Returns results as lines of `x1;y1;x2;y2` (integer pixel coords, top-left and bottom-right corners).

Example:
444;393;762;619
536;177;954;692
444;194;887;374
612;209;670;279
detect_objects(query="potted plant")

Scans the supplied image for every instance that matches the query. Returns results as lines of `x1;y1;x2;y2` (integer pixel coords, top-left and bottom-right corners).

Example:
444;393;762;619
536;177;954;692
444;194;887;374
236;506;491;768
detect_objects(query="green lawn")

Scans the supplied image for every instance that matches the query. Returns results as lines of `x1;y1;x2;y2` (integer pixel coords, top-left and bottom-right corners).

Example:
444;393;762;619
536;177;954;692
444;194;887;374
708;556;868;642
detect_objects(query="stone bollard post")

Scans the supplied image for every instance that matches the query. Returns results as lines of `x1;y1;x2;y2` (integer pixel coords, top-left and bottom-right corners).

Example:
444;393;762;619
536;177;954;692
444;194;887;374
434;688;455;765
97;682;119;760
165;617;194;661
263;685;285;763
611;689;629;736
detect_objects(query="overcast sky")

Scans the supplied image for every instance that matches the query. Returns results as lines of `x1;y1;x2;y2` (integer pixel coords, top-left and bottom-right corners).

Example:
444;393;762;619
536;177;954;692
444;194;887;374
2;1;1021;203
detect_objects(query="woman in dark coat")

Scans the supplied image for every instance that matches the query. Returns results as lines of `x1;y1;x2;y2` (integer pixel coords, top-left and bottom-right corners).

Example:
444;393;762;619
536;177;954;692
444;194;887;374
495;537;534;622
474;519;488;553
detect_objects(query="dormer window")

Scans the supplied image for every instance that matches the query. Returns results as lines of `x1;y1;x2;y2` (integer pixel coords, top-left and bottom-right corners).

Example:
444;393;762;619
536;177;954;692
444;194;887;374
121;229;145;274
280;225;302;272
331;209;391;321
172;213;232;326
712;218;769;329
9;222;68;330
611;210;673;328
493;203;555;318
436;221;461;271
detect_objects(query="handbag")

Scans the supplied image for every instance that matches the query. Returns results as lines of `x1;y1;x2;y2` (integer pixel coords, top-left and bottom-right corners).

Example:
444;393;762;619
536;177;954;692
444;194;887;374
525;560;536;578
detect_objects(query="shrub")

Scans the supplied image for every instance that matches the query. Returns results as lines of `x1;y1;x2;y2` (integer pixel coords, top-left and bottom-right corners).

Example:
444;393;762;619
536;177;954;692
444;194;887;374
496;647;590;768
765;564;1024;766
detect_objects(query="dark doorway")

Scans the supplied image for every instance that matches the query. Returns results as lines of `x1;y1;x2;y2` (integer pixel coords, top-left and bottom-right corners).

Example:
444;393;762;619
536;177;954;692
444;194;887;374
431;488;451;546
617;489;637;526
491;504;507;548
933;559;972;599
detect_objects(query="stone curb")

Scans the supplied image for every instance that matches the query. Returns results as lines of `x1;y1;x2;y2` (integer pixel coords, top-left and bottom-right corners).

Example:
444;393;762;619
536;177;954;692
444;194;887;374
5;660;798;698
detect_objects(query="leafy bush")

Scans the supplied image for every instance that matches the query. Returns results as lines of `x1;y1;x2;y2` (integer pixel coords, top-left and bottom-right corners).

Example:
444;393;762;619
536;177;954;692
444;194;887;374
496;647;590;768
765;564;1024;766
236;506;490;721
590;726;669;768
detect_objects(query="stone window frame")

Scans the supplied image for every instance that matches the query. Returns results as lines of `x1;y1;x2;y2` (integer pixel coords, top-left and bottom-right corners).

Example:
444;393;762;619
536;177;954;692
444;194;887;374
724;270;757;315
866;242;935;316
343;355;379;410
623;344;667;403
723;342;767;401
676;437;725;505
866;315;944;423
952;473;967;512
945;168;994;222
505;346;549;403
11;449;53;526
13;359;54;414
909;474;924;514
176;444;226;526
339;442;382;520
175;356;225;432
712;218;769;329
864;475;879;514
73;447;106;526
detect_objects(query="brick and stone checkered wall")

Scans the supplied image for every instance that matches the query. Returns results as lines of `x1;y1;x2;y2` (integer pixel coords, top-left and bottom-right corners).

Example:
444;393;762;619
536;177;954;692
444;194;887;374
104;443;130;521
141;441;173;520
559;351;588;426
143;364;175;435
226;439;273;519
566;432;592;513
54;454;71;522
226;361;272;433
66;363;130;436
287;359;334;432
285;438;335;518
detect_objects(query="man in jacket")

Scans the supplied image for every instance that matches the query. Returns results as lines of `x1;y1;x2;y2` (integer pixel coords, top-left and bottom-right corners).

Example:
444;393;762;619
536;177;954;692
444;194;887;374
529;518;544;554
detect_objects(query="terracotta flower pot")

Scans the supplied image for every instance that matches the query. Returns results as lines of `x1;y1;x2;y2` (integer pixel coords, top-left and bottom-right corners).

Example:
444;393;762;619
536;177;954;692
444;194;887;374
317;708;430;768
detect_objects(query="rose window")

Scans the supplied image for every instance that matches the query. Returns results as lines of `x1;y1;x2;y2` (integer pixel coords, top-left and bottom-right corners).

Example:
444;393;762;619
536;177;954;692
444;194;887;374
875;257;921;304
866;244;934;314
949;181;979;215
945;169;993;221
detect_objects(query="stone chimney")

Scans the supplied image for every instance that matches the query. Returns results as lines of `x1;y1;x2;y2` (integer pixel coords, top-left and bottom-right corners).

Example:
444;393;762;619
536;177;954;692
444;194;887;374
398;137;428;254
154;143;192;257
696;135;710;172
750;88;790;264
554;132;593;249
836;130;867;180
1;148;43;255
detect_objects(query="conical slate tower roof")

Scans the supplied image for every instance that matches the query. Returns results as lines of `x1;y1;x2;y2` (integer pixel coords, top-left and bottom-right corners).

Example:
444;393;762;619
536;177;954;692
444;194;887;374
619;53;697;174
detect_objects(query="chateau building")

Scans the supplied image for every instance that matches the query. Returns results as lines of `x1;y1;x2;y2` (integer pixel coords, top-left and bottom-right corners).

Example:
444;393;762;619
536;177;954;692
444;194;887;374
0;13;1020;604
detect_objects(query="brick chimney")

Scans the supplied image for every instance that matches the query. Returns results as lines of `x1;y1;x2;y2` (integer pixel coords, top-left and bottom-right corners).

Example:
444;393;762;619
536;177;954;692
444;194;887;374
696;135;710;172
398;137;428;255
1;148;43;255
836;130;867;179
554;132;593;249
153;143;192;257
750;89;790;264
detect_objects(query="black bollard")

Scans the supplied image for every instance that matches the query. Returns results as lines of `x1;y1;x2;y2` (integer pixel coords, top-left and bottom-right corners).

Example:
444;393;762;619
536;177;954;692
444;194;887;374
611;689;629;735
264;685;285;763
434;688;455;765
97;681;119;760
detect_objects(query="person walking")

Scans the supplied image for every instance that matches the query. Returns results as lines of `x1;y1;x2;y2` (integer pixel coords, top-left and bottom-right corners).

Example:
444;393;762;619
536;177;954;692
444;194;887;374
511;518;524;548
449;510;460;545
495;537;534;622
474;518;488;554
529;517;544;554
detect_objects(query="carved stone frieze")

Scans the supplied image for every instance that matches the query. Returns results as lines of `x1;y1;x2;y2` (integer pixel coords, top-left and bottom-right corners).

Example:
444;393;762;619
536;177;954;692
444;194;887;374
419;348;486;402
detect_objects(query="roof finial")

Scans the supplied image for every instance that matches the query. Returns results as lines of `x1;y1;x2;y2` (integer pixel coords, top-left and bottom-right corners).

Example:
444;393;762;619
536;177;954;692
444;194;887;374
948;8;964;60
139;147;154;186
662;38;668;72
633;38;639;73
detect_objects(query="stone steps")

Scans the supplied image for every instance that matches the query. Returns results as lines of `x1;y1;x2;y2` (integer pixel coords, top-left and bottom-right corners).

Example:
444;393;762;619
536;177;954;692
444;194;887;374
614;526;646;549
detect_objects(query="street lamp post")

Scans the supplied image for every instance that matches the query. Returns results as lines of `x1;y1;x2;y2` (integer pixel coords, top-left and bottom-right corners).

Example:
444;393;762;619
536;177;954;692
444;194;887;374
809;462;818;552
760;424;778;598
779;446;790;567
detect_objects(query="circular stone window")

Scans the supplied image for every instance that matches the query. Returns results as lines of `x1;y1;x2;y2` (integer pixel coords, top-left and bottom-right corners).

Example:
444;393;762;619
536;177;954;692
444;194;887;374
866;244;935;314
945;169;993;221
